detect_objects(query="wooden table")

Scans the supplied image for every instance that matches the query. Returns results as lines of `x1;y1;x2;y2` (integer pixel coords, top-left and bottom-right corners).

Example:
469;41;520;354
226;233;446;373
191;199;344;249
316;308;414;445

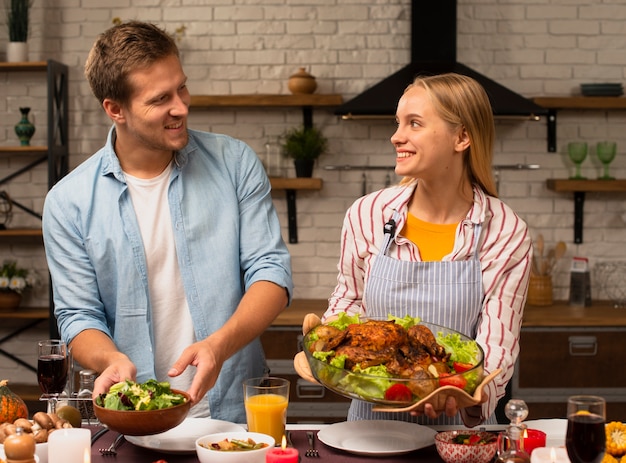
87;425;446;463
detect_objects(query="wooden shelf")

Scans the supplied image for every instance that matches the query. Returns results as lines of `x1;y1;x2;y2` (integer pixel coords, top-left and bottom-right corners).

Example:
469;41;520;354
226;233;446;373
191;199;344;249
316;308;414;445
533;96;626;110
190;94;343;108
269;178;323;244
533;96;626;152
0;306;48;319
190;93;343;131
0;146;48;154
0;229;43;244
269;177;322;190
524;300;626;327
0;61;49;72
547;179;626;192
546;179;626;243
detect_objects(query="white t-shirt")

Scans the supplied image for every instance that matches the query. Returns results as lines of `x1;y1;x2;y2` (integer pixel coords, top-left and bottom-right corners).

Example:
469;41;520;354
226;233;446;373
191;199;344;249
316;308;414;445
125;162;210;417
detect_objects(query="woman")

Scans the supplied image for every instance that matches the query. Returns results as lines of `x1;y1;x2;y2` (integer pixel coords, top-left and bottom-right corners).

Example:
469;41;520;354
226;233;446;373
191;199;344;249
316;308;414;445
298;73;531;426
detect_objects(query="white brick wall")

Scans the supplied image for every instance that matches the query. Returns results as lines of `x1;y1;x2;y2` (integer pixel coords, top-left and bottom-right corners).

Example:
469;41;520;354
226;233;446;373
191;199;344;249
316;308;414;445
1;0;626;383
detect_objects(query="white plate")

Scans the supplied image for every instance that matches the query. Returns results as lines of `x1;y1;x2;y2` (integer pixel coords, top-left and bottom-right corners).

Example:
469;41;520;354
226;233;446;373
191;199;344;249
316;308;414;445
524;419;567;447
124;418;245;454
316;420;437;456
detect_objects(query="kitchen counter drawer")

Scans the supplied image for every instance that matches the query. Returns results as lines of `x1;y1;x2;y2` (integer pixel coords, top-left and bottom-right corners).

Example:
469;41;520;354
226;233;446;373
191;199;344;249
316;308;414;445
517;327;626;389
512;326;626;420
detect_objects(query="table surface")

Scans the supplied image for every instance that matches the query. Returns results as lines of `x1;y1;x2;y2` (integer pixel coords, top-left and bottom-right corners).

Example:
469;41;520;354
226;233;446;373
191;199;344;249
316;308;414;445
86;424;453;463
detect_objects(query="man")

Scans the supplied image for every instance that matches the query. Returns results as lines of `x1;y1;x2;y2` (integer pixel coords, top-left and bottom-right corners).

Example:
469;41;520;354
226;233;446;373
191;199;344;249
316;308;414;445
42;21;293;423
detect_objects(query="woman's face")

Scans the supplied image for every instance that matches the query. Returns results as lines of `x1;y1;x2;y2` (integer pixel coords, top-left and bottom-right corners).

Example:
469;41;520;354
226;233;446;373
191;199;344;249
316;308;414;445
391;85;466;181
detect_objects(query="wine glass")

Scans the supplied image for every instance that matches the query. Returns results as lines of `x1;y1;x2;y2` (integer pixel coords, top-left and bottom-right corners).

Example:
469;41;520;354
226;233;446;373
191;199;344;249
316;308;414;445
565;395;606;463
568;142;588;179
596;141;617;180
37;339;69;414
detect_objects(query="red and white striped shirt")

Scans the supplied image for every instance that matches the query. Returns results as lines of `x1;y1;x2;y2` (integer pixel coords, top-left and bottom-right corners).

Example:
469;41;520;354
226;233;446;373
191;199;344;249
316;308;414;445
325;182;533;419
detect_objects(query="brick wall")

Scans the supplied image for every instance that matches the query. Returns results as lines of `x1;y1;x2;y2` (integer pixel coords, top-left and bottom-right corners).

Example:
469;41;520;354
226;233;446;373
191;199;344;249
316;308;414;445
1;0;625;384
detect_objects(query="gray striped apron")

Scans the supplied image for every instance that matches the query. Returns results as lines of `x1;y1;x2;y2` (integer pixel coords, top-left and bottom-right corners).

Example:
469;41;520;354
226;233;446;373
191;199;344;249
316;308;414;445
349;211;492;425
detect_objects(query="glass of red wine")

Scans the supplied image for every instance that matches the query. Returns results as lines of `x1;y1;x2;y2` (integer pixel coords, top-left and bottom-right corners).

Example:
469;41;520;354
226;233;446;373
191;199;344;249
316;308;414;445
566;395;606;463
37;339;69;414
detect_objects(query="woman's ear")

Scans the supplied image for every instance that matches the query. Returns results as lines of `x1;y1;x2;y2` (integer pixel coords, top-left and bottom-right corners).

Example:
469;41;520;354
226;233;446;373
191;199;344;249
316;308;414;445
102;99;125;124
455;126;471;153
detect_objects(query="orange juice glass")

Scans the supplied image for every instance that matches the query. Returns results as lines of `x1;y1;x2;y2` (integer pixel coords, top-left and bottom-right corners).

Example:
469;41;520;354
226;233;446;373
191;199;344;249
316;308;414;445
243;377;289;443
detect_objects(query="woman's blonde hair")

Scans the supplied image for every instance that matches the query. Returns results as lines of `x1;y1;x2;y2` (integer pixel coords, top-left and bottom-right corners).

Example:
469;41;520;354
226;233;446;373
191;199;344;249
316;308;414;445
400;73;498;197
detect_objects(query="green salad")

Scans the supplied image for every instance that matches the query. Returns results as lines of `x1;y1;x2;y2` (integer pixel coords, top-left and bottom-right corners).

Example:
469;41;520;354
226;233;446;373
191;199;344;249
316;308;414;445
306;313;484;403
95;379;188;411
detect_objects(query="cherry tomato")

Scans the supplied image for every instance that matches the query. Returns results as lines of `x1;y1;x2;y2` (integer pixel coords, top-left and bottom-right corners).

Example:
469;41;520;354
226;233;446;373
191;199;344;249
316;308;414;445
438;373;467;389
384;383;413;402
453;361;475;373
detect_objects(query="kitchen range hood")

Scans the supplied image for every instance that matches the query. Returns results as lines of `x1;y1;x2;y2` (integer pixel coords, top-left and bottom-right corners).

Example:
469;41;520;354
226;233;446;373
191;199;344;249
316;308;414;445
336;0;548;120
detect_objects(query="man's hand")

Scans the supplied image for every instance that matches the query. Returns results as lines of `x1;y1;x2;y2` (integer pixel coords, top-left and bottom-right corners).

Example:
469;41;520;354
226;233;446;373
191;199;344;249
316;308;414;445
168;337;224;406
93;359;137;398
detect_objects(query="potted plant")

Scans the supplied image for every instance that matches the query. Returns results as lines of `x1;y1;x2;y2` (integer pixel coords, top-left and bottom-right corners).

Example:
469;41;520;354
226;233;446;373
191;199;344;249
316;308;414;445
5;0;31;62
281;125;328;177
0;260;36;311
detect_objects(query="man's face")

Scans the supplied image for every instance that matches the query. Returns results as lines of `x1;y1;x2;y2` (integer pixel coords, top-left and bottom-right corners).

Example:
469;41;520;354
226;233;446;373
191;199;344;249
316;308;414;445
116;54;191;157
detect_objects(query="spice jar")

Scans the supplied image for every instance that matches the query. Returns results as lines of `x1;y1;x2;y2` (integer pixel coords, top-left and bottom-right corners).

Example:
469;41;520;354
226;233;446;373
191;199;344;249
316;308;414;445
4;426;36;463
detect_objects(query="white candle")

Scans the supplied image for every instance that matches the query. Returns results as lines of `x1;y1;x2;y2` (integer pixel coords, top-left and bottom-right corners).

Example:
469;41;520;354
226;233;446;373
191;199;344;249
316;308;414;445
530;446;571;463
48;428;91;463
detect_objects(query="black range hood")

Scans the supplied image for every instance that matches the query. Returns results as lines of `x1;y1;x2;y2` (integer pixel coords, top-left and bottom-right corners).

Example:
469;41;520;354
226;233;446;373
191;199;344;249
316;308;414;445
335;0;548;120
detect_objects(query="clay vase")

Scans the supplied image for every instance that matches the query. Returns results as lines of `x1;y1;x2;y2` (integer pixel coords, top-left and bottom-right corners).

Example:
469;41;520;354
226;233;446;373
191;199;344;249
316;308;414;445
14;107;35;146
288;67;317;94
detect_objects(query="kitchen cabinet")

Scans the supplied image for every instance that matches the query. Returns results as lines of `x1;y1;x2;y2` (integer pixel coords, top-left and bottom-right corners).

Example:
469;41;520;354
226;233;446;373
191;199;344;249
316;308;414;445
533;96;626;152
0;60;69;405
546;179;626;244
260;299;351;423
512;301;626;421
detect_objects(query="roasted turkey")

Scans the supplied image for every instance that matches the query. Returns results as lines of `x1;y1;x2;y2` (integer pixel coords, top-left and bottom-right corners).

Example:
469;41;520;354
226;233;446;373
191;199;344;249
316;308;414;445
307;318;453;398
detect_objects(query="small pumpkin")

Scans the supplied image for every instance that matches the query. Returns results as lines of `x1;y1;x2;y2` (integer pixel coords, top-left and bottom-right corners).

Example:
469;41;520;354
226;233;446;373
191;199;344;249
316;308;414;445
0;380;29;424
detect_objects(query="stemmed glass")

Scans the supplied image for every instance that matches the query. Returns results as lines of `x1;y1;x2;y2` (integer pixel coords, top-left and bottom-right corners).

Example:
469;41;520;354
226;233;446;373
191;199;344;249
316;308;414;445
596;141;617;180
565;395;606;463
37;339;69;414
568;142;588;179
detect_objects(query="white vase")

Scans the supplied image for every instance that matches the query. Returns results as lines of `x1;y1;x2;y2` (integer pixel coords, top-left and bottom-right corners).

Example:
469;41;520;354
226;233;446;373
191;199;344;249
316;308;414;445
6;42;28;63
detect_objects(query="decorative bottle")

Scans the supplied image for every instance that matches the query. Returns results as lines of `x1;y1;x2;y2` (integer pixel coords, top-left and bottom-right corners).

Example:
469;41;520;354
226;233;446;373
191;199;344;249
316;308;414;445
14;107;36;146
495;399;531;463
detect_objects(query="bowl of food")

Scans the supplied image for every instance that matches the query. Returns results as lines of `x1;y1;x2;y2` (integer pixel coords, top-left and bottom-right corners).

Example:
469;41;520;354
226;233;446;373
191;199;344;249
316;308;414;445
434;430;498;463
94;379;191;436
195;431;274;463
302;314;485;409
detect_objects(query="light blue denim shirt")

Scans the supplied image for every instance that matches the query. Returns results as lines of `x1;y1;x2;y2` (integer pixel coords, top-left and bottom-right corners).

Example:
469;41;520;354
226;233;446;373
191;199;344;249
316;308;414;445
42;127;293;422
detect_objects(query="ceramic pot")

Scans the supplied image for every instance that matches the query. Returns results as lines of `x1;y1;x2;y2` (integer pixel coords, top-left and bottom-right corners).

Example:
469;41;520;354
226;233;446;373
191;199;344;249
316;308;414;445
294;159;315;178
288;68;317;94
6;42;28;63
15;107;35;146
0;291;22;312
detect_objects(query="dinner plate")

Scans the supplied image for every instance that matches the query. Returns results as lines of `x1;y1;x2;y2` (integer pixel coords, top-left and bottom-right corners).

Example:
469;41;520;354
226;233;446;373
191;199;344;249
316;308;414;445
316;420;437;456
124;417;245;454
524;419;567;447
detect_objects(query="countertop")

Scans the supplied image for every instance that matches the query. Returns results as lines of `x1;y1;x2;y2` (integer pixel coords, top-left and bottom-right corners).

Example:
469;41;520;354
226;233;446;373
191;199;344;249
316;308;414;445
276;299;626;328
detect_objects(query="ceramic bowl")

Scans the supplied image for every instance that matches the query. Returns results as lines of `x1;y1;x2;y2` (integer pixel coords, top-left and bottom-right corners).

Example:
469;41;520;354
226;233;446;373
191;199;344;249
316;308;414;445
303;319;484;406
434;430;498;463
195;431;274;463
93;389;191;436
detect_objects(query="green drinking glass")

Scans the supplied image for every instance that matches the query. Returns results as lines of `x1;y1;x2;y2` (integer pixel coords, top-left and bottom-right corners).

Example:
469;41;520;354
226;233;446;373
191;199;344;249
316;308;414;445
596;141;617;180
568;142;588;180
